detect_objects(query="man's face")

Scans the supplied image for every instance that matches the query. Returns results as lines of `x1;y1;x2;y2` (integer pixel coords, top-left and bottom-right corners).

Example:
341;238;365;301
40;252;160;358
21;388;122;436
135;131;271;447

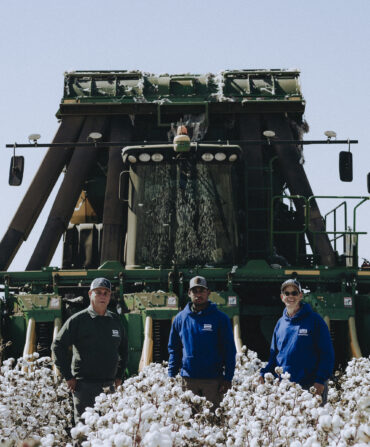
188;286;210;309
88;287;111;314
281;286;303;314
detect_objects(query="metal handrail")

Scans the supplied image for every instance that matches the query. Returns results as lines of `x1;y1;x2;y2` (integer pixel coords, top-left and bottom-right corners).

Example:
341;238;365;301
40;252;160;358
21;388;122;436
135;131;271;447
308;196;369;235
324;201;347;250
271;194;369;263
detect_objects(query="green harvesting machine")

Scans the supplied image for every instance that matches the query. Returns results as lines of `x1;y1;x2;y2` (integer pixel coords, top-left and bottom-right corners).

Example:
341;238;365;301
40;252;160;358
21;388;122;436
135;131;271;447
0;70;369;374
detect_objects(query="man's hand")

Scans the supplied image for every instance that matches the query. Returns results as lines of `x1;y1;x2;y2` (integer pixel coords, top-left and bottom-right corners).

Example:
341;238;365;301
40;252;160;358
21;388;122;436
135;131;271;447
258;376;264;384
219;380;232;394
115;378;122;388
313;382;325;395
66;378;77;392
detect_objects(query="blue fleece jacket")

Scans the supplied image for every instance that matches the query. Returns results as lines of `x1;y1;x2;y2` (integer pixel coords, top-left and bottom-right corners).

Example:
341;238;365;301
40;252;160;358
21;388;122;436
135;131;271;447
168;301;236;381
260;303;334;388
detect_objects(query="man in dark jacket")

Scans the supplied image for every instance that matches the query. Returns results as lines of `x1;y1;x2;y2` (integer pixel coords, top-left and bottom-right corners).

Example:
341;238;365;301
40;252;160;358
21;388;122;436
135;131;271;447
260;279;334;403
168;276;236;407
52;278;128;423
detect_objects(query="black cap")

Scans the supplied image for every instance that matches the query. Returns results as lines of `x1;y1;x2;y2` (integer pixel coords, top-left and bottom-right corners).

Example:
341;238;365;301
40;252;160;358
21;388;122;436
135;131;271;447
90;278;112;291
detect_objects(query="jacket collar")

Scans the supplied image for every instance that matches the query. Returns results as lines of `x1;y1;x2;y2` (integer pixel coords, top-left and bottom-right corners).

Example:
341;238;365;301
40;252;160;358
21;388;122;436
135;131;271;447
283;302;312;321
186;301;216;315
87;304;111;318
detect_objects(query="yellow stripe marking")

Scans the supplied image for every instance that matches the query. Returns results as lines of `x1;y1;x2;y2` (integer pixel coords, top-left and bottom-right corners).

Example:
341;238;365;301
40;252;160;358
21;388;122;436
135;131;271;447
52;271;88;277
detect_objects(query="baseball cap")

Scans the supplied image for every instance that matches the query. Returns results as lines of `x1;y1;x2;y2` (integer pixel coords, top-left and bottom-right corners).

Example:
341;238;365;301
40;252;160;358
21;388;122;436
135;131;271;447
90;278;112;291
281;279;302;292
189;276;208;290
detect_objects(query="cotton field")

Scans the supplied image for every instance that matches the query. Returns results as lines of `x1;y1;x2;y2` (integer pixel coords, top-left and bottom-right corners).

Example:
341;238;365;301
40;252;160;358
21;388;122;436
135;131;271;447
0;349;369;447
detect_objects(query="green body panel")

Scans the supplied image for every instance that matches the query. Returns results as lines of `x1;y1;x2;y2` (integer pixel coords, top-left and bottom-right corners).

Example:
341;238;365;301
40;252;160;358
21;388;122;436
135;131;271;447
6;316;26;358
304;292;356;320
1;260;370;372
355;295;370;355
15;294;62;322
122;312;142;375
123;292;179;312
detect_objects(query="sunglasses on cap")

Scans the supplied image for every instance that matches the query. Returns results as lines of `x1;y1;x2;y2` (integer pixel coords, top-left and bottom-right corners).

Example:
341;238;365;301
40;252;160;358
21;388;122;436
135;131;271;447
283;290;299;296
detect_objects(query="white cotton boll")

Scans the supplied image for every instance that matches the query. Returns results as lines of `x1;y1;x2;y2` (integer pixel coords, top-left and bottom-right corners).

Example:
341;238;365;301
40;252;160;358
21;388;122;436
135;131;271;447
357;396;370;411
310;408;319;419
264;372;274;383
281;371;291;380
113;432;132;447
357;424;370;442
40;433;55;446
302;436;318;447
274;366;284;375
142;423;172;447
71;423;86;439
331;414;343;430
290;441;302;447
341;426;356;440
249;438;260;447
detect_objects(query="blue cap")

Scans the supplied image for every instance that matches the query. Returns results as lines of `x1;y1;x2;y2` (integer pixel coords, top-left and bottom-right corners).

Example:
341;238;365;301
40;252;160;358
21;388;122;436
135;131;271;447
90;277;112;291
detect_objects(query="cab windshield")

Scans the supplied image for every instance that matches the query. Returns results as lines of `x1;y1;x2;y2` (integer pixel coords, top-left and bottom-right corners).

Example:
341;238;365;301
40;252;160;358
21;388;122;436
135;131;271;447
125;158;241;268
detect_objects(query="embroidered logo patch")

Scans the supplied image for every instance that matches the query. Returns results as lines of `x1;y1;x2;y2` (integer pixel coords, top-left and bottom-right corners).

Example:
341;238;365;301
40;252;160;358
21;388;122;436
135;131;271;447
112;329;120;337
203;324;213;331
298;328;308;336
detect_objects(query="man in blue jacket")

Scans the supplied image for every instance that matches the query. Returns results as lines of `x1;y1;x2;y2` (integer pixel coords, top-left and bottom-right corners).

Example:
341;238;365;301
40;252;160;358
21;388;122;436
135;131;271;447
168;276;236;407
260;279;334;403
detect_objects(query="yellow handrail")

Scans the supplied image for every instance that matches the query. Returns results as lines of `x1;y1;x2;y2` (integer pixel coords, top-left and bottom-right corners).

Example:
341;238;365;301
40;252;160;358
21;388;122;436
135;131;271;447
52;318;62;376
324;316;330;330
23;318;36;358
232;315;243;353
348;316;362;358
139;316;153;372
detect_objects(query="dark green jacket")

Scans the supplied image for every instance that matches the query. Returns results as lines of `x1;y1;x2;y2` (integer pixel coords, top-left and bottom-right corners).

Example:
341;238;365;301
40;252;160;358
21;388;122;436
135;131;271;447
52;305;128;381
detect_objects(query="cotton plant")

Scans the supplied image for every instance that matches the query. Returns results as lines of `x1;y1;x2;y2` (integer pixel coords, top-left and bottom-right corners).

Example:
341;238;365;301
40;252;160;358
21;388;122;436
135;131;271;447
0;353;73;446
0;349;369;446
72;350;369;447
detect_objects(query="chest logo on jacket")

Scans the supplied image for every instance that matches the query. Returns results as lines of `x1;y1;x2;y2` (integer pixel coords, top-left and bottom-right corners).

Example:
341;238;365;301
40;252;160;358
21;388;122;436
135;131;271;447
112;329;120;337
203;324;213;331
298;328;308;336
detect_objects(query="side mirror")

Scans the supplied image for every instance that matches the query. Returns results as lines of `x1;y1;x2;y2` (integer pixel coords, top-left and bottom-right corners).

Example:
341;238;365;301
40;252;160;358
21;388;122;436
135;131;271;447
339;151;353;182
9;156;24;186
367;173;370;194
119;171;129;202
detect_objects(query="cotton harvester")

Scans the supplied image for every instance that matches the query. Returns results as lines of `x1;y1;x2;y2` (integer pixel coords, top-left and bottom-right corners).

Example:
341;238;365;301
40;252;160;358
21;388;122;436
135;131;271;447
0;70;369;374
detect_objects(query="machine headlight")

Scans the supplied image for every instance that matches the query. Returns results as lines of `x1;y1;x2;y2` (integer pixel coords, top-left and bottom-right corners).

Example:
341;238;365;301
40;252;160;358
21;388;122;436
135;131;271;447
151;153;164;162
128;155;137;163
215;152;226;161
139;153;151;162
201;152;214;162
229;154;238;162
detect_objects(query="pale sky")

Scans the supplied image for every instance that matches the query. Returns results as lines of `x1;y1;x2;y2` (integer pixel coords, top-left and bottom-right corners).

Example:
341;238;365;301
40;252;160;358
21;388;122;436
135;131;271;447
0;0;369;271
